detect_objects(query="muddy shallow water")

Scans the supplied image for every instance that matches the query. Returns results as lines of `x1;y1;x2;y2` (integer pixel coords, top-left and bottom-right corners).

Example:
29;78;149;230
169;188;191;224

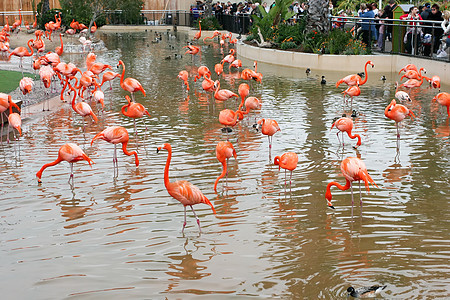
1;30;449;299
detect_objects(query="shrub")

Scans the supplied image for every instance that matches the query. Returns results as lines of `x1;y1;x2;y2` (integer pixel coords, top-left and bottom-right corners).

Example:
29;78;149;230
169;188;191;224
343;39;372;55
326;29;353;54
194;17;222;30
280;40;297;50
301;30;327;53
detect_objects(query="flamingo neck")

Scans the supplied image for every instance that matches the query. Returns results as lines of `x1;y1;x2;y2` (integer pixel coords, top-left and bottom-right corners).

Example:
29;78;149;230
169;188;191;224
122;142;139;167
360;62;370;85
214;81;220;97
119;61;125;88
36;158;63;181
348;132;361;146
214;160;227;191
163;147;172;189
325;179;351;201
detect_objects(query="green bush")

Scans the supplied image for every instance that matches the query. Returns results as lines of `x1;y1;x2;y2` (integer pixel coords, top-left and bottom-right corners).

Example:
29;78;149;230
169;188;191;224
301;30;327;53
326;29;353;54
280;41;297;50
194;17;222;30
343;38;372;55
274;22;305;45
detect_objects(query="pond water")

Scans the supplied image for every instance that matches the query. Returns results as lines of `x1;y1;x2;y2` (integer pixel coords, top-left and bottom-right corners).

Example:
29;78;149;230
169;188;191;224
1;30;449;299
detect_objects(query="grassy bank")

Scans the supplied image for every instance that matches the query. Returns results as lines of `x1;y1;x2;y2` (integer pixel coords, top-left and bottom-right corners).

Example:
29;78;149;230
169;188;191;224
0;70;36;93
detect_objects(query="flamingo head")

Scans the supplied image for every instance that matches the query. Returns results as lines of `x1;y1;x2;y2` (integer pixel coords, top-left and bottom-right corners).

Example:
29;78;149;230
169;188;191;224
156;143;171;153
325;189;335;209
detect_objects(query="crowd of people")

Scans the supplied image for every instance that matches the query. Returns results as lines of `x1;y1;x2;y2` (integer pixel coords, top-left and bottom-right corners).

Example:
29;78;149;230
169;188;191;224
190;0;450;58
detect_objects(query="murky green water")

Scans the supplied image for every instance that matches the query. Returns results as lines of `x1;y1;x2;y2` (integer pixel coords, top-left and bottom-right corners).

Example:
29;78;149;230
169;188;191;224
1;30;449;299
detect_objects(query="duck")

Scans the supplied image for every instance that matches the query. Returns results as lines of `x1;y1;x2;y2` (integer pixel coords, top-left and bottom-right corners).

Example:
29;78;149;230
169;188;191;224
347;285;387;298
305;68;311;76
321;76;326;85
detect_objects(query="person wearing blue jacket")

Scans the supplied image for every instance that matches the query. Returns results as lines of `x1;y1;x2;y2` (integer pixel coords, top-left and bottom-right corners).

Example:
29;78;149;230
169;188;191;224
359;3;376;48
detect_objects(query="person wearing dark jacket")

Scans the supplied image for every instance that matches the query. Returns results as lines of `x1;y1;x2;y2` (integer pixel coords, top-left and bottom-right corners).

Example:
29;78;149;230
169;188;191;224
381;0;397;41
425;4;444;55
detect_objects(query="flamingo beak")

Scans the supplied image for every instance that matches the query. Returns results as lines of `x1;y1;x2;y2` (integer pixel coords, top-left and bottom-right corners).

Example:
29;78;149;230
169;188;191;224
329;205;335;209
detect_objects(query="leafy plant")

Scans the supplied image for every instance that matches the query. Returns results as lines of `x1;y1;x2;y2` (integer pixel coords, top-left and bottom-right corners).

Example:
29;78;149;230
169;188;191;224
325;29;353;54
194;17;222;30
280;40;297;49
301;30;327;53
343;39;372;55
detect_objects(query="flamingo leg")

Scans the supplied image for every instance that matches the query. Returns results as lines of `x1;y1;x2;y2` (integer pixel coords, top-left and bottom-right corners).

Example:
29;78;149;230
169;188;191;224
190;205;202;233
359;181;363;207
289;170;293;192
69;163;74;185
182;206;187;233
1;112;4;143
350;182;354;216
284;169;287;189
113;144;118;178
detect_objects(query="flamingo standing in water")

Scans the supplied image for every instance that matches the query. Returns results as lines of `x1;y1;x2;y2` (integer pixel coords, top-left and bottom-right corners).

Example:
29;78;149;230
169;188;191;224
394;82;411;103
121;95;151;140
91;126;139;177
398;64;418;74
330;117;362;149
55;33;64;56
399;67;425;81
219;109;243;137
194;65;211;82
214;141;237;191
384;99;415;146
193;20;202;40
336;60;374;87
100;71;120;90
69;80;98;127
201;73;215;93
36;143;94;185
8;39;34;75
183;44;200;55
117;60;146;101
341;85;361;108
203;30;220;42
325;157;377;211
423;75;441;91
214;62;224;76
242;96;262;122
6;96;21;145
157;143;216;233
0;93;15;142
256;118;281;151
238;83;249;111
177;70;190;91
274;152;298;190
214;80;238;104
432;92;450;117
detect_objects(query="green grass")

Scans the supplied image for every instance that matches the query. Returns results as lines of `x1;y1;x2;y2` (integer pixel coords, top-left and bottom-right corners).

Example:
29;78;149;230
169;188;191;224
0;70;36;93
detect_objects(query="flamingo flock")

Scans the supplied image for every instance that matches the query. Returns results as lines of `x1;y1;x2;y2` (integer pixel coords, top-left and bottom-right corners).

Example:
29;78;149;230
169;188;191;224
1;20;448;234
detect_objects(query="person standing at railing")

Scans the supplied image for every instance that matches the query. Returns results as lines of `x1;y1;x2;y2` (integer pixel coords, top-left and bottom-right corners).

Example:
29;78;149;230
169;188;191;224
425;4;444;56
400;6;423;54
359;3;375;48
437;10;450;57
381;0;397;42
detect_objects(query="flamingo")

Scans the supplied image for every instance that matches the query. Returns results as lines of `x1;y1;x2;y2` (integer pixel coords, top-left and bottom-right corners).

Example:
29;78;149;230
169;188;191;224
229;59;242;70
219;109;243;136
325;157;377;210
203;30;220;42
156;143;216;233
86;52;96;70
91;84;105;110
89;62;113;76
0;93;13;142
214;62;224;76
214;80;238;103
32;13;37;29
90;22;97;34
19;77;34;96
3;16;10;32
100;71;120;90
121;95;151;139
399;76;424;89
91;126;139;177
0;41;10;57
11;9;22;32
8;38;34;74
256;118;281;151
274;152;298;189
69;80;98;126
432;92;450;117
399;67;425;81
242;97;262;122
221;49;235;65
193;20;202;40
183;44;200;55
384;99;415;145
398;64;418;74
330;117;361;149
6;96;21;144
36;143;94;185
336;60;374;87
238;83;249;111
341;85;361;108
55;33;64;56
201;73;215;93
117;60;146;101
214;141;237;191
39;65;55;110
394;82;411;102
194;65;211;82
423;75;441;90
177;70;190;91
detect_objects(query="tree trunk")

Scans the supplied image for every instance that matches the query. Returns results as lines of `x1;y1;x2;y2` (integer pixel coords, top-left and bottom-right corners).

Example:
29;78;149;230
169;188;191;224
204;0;213;17
306;0;330;34
41;0;50;15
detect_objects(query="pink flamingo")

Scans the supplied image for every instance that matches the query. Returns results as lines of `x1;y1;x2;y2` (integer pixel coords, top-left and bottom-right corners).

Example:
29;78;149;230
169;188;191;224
325;157;377;210
256;118;281;151
8;38;34;74
157;143;216;233
330;117;362;149
274;152;298;189
117;60;146;101
336;60;374;87
238;83;249;111
385;99;415;146
36;143;94;185
214;80;238;103
214;141;237;191
432;92;450;117
177;70;190;91
91;126;139;177
100;71;120;90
